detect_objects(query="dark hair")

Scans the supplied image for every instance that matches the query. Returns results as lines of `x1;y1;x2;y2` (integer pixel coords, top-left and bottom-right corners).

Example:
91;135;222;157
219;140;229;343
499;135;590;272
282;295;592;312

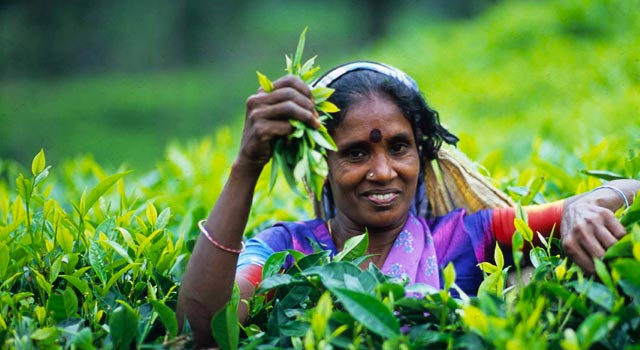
324;69;457;160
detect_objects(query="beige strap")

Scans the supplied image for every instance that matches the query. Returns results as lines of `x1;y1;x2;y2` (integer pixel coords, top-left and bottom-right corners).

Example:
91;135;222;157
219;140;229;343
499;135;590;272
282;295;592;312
423;148;514;217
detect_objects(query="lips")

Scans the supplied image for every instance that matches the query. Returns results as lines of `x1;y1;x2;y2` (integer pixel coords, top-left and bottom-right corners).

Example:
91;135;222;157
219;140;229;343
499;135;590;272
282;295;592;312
363;190;400;205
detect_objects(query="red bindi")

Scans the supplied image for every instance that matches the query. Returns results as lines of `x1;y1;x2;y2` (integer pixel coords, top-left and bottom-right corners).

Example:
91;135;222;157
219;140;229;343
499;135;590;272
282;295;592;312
369;128;382;143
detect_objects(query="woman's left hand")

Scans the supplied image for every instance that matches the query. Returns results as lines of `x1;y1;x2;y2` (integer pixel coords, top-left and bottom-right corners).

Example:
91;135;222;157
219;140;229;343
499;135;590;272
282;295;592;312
560;200;625;274
560;179;639;274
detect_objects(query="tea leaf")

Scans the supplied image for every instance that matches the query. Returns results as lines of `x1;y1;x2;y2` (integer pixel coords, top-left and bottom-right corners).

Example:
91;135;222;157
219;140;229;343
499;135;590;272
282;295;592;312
576;312;616;348
60;275;90;295
443;262;456;290
31;268;52;294
150;300;178;338
101;238;133;264
581;169;625;181
494;243;504;269
334;232;368;262
89;241;108;283
31;149;46;176
212;301;239;350
256;71;274;92
262;251;289;280
514;218;533;243
309;128;337;151
33;165;51;187
109;303;138;350
0;243;8;280
82;171;131;216
70;328;94;349
103;263;141;296
146;201;158;227
317;101;340;114
300;55;317;76
46;291;75;323
292;27;307;74
155;207;171;230
31;327;59;341
311;87;335;103
594;259;613;290
330;287;400;338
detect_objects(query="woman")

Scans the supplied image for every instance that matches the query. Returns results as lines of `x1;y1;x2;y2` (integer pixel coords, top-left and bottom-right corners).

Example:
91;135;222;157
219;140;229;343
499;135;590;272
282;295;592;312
177;61;639;347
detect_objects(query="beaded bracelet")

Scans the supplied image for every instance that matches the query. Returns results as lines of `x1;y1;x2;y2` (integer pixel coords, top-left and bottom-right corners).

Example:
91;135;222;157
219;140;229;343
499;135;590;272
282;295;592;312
591;185;630;209
198;219;245;254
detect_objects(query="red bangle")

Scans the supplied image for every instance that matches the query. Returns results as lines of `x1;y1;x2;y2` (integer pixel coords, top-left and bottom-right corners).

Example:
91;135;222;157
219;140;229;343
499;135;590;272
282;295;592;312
197;219;245;254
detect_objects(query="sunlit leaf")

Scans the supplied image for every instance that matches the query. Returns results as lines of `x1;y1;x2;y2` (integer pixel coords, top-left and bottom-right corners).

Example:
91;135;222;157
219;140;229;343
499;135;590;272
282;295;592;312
256;71;274;92
31;149;46;176
514;218;533;243
334;232;368;262
82;171;131;216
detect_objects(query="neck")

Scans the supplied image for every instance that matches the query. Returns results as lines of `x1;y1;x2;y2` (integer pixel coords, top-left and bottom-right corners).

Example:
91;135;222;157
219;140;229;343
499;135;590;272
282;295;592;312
329;213;408;268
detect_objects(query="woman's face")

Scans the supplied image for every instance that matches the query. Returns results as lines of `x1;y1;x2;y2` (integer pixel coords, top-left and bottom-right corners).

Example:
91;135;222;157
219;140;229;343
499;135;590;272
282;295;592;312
326;93;420;231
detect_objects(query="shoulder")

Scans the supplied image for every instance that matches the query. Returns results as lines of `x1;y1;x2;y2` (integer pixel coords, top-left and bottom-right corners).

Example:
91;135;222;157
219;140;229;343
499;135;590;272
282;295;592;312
429;208;492;231
251;218;327;251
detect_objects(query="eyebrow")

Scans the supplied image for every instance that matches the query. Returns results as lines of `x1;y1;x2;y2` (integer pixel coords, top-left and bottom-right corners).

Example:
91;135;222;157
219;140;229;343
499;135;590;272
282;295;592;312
337;131;414;150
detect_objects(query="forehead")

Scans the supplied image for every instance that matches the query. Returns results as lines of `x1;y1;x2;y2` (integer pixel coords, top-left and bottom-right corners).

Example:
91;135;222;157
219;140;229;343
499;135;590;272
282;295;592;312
332;94;412;142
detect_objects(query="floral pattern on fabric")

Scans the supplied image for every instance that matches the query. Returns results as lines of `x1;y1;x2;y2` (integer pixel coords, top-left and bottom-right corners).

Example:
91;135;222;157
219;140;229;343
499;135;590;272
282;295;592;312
388;263;407;277
424;255;437;276
393;230;415;253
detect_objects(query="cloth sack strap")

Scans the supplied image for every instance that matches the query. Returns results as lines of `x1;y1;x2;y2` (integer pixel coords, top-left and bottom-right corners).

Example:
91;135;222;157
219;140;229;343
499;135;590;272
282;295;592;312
422;147;514;218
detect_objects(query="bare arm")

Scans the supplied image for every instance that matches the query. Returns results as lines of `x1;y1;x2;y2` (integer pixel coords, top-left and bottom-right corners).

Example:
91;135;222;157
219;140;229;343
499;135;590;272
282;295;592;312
176;75;319;348
560;179;640;274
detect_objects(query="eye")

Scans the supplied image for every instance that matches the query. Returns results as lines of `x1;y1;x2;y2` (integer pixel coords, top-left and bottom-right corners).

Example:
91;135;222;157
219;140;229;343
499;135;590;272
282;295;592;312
390;142;409;155
344;149;367;161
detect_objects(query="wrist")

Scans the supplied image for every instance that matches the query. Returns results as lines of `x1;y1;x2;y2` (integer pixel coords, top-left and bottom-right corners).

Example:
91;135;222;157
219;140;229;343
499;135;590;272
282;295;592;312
231;156;265;180
588;185;630;211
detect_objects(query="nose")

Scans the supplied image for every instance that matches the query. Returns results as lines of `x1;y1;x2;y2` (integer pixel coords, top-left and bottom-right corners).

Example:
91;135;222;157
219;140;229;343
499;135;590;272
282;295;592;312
368;152;396;182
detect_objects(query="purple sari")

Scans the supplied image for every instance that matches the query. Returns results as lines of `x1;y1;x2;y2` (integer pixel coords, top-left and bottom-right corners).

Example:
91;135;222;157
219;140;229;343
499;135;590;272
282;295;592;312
237;209;495;295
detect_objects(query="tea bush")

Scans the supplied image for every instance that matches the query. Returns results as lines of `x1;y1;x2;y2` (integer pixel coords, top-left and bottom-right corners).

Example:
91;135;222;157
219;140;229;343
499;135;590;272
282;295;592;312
1;0;639;348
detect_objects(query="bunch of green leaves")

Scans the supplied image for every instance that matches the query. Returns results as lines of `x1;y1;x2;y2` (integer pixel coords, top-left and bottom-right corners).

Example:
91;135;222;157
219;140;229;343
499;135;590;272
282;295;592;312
256;28;339;201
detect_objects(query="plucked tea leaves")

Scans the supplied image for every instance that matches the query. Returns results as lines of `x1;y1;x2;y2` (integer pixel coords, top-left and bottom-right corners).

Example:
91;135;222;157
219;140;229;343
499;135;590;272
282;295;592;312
258;29;338;201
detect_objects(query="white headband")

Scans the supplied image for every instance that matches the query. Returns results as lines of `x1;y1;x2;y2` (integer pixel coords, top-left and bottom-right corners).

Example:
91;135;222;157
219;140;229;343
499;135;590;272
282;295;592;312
312;61;419;92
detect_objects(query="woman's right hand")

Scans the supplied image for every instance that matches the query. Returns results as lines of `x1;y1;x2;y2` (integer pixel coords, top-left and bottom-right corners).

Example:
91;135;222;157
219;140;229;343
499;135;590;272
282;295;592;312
236;75;320;172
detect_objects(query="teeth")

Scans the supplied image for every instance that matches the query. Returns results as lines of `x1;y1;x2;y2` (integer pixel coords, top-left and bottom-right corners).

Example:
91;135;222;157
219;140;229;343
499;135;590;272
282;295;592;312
371;193;393;201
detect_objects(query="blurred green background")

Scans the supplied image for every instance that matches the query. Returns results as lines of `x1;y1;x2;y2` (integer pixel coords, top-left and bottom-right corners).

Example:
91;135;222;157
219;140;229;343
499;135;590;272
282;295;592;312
1;0;639;172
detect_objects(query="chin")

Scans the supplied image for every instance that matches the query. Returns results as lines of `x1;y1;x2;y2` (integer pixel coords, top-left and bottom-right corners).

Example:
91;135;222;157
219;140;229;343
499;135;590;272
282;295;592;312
362;211;408;231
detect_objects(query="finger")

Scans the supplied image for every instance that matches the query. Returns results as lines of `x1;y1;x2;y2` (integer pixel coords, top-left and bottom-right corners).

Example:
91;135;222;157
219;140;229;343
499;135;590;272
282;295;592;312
574;250;595;275
603;212;627;239
562;234;595;274
266;87;316;115
251;119;294;142
254;99;319;129
247;87;319;129
594;227;618;250
579;229;607;260
272;75;313;98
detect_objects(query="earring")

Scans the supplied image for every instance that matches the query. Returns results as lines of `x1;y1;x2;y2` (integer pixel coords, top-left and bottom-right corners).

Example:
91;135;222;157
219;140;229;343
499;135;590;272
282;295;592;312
368;172;374;178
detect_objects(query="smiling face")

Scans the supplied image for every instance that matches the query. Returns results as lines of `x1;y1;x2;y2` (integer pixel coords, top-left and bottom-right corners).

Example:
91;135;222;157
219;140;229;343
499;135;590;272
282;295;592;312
326;92;420;232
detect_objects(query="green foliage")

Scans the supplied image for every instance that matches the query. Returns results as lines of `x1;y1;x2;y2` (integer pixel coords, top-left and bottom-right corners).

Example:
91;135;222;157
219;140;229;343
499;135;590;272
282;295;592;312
0;133;309;349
